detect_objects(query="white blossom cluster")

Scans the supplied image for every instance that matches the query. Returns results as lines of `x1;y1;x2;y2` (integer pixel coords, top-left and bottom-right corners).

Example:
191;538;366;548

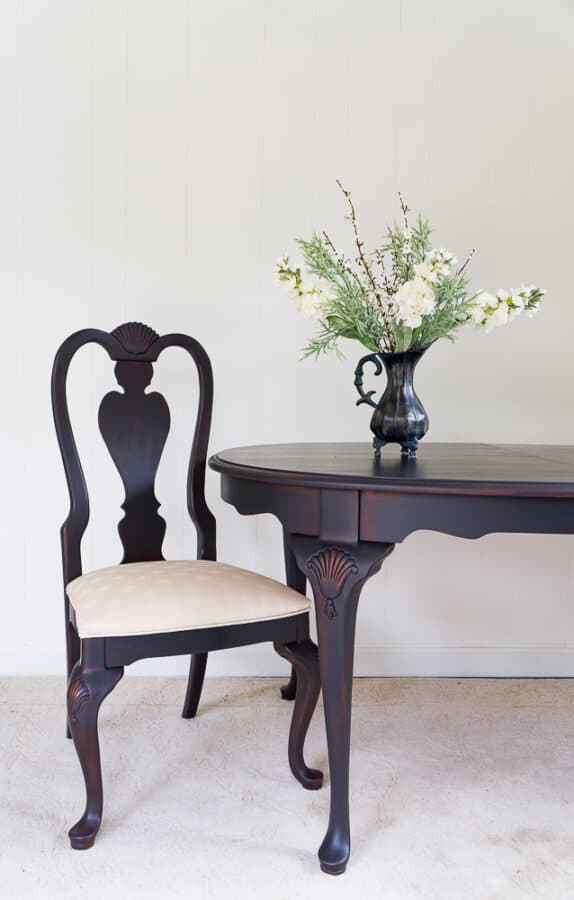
393;277;436;329
414;247;457;284
393;246;457;329
276;191;547;360
470;285;546;332
275;255;334;320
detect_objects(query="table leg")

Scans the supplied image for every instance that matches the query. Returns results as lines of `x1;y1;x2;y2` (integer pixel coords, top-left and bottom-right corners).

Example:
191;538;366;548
279;530;307;701
292;538;394;875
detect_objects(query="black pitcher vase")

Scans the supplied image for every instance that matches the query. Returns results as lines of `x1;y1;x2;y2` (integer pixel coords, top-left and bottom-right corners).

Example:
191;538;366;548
354;346;430;457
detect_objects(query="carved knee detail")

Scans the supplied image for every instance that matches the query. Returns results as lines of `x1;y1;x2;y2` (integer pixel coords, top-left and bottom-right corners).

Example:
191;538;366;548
306;548;359;620
68;670;92;727
67;651;123;851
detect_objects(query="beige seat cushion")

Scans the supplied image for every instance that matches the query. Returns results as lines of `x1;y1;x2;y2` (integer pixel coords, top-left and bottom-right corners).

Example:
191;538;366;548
66;560;310;639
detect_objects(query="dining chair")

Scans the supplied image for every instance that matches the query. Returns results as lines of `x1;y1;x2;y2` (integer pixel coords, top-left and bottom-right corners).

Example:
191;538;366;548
51;321;322;850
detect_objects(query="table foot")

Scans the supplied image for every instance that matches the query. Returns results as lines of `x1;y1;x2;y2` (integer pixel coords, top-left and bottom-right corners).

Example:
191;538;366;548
319;830;349;875
320;860;347;876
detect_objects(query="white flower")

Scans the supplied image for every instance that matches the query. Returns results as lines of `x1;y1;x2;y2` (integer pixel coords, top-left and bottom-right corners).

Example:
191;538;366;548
469;291;491;326
428;247;456;266
428;247;457;266
474;290;496;309
394;276;436;329
295;291;321;319
292;280;334;320
471;291;508;330
485;303;510;330
472;284;546;332
413;261;437;283
418;247;457;282
476;300;510;332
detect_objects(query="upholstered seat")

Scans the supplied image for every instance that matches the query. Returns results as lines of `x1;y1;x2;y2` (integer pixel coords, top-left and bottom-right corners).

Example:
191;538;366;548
67;560;311;639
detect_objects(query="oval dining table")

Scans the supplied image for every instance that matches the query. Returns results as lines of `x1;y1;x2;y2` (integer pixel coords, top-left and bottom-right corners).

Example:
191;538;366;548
209;442;574;875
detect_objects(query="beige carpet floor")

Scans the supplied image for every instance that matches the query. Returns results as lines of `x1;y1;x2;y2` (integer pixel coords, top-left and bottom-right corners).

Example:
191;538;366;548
2;677;574;899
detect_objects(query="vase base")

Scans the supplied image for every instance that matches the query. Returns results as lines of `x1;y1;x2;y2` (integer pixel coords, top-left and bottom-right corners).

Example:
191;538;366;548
373;436;419;459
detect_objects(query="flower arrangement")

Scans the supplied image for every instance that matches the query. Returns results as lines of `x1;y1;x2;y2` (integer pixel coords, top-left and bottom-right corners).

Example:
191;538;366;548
275;182;545;356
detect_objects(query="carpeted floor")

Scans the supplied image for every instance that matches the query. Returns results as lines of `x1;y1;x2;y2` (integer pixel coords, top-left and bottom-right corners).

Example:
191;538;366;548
1;677;574;899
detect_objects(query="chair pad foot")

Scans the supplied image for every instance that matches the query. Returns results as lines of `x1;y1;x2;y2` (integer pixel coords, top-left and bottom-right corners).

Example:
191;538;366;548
298;767;323;791
320;860;347;876
69;826;97;850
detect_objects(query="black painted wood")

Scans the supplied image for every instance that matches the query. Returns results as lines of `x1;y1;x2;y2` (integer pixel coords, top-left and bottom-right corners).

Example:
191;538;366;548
67;640;124;849
99;361;170;563
212;442;574;496
292;537;394;874
181;652;208;719
274;639;323;790
209;440;574;875
279;530;308;701
52;326;323;850
105;614;307;668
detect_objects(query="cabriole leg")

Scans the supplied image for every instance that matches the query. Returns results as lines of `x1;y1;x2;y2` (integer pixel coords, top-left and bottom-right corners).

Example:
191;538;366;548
67;639;123;849
274;638;323;790
293;539;394;875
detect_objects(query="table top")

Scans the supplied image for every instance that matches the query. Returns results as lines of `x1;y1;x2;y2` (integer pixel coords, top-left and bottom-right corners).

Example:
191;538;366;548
209;442;574;498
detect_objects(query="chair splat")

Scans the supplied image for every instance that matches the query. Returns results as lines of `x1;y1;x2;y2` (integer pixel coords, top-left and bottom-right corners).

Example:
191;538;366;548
98;361;170;563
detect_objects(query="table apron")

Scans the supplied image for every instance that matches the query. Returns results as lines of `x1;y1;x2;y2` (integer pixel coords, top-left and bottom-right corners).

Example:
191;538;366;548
220;475;320;535
221;475;574;543
360;492;574;542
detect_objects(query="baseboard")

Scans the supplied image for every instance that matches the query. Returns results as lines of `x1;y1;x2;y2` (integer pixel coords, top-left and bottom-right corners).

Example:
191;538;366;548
354;646;574;677
2;645;574;677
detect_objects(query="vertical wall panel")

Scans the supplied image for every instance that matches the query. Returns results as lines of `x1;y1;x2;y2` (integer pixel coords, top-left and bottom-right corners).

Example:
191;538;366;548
0;0;573;674
20;0;93;658
0;0;25;649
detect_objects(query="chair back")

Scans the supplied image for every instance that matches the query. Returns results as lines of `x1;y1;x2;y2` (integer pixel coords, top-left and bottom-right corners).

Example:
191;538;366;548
52;322;216;589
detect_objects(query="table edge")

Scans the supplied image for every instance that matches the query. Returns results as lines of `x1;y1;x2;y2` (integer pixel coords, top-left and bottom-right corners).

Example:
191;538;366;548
209;450;574;500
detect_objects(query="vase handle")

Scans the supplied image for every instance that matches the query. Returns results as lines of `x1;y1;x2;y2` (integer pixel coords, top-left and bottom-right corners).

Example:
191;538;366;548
354;353;383;408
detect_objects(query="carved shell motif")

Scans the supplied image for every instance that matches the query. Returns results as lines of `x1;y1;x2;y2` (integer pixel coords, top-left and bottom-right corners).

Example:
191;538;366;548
111;322;160;355
306;548;359;620
68;676;91;726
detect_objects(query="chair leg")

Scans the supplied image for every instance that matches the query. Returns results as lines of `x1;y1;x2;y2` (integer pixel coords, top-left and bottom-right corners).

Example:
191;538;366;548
66;619;80;739
280;666;297;701
67;639;124;849
181;652;208;719
274;639;323;791
280;530;306;701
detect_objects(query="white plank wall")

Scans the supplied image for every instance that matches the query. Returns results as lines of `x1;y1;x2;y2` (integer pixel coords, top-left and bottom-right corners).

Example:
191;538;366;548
1;0;574;676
